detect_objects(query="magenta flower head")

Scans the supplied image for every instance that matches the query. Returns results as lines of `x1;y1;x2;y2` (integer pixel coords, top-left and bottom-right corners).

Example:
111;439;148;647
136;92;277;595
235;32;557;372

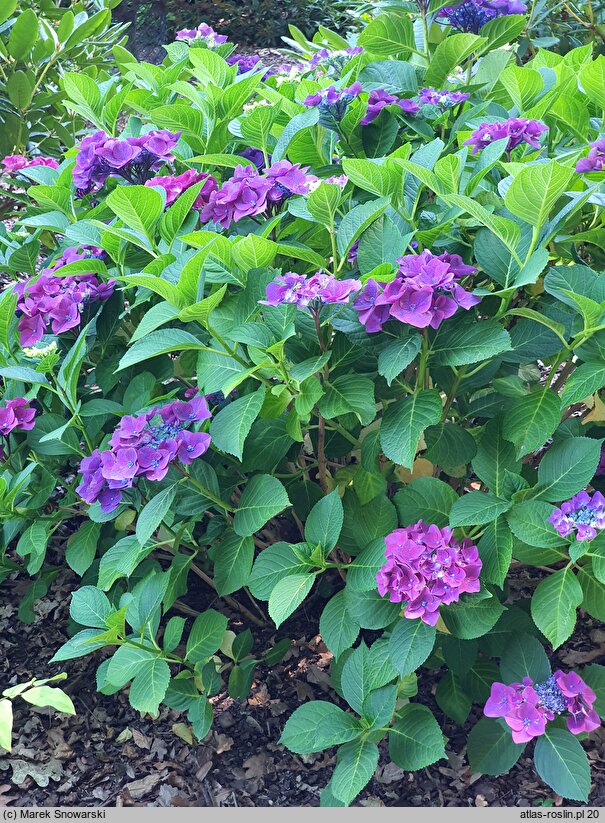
360;89;420;125
353;250;479;333
145;169;218;208
484;672;600;742
199;165;271;227
303;82;362;128
264;160;318;201
226;54;274;80
576;139;605;173
418;88;470;108
0;398;36;437
261;271;361;309
175;23;228;46
376;521;482;626
2;155;59;173
439;0;526;33
548;490;605;542
76;396;212;512
464;118;548;155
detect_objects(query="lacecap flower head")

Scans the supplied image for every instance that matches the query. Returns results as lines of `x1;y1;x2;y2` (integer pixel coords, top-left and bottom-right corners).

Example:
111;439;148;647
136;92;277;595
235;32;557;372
376;521;482;626
576;139;605;173
175;23;228;46
2;155;59;173
548;490;605;541
464;118;548;155
361;89;420;125
261;272;362;309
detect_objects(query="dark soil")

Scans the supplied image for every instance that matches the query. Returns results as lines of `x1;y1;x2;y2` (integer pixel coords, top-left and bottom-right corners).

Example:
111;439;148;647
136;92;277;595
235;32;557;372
1;566;605;808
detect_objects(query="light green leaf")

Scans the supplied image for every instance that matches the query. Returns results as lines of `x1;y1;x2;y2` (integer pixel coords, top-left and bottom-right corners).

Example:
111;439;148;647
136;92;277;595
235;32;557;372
380;390;442;469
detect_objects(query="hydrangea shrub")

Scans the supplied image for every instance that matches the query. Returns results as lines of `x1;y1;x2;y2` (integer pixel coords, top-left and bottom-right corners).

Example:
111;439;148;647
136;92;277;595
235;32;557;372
2;3;605;806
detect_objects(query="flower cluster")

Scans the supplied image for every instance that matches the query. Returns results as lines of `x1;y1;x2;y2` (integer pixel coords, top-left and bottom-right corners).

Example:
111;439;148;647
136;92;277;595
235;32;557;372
200;161;317;227
308;47;363;77
376;522;482;626
76;397;212;513
15;246;114;346
145;169;218;208
2;155;59;173
440;0;526;33
576;139;605;173
464;118;548;155
73;129;181;194
418;88;470;108
175;23;228;46
484;672;600;743
261;272;361;309
226;54;275;80
548;490;605;541
353;250;480;333
303;83;362;126
361;89;420;125
0;398;36;437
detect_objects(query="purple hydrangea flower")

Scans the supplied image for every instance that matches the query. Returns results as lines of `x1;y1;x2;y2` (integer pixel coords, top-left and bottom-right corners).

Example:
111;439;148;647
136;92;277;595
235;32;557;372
464;118;548;155
175;23;228;46
199;164;272;227
376;521;482;626
14;246;114;346
308;47;363;77
548;490;605;541
353;250;480;333
0;398;36;439
418;88;470;108
145;169;218;208
2;155;59;173
261;271;361;309
361;89;420;125
239;147;268;170
439;0;526;33
73;129;181;194
576;139;605;173
484;671;600;743
76;397;212;513
226;54;275;80
303;82;362;127
264;160;318;202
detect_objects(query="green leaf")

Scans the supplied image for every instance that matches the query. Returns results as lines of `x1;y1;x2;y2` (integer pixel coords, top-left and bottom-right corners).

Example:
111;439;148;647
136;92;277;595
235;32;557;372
8;8;38;60
319;375;376;425
186;609;228;662
393;477;457;528
477;517;513;587
502;388;560;458
119;329;206;371
49;630;107;663
106;185;164;245
344;588;400;629
534;729;590;802
212;531;254;596
431;319;512;366
424;422;477;467
136;485;177;547
442;194;520;256
531;567;582;649
388;619;436;677
504;161;574;230
320;591;360;659
179;285;228;326
478;14;525;50
377;335;422;386
425;33;485;86
272;107;319;163
0;699;13;752
472;417;521;497
20;686;75;715
506;500;568;548
347;538;387;592
467;717;525;776
388;704;445;770
561;362;605;407
450;492;511;527
70;586;113;629
435;671;471;724
441;595;505;639
500;633;551;682
331;739;379;806
248;542;313;599
579;55;605;111
534;436;602;502
307;183;342;225
279;701;362;754
128;658;171;714
57;322;90;409
268;573;315;628
209;387;265;461
357;12;414;56
380;390;442;469
305;490;344;553
233;474;290;537
582;664;605;717
336;197;390;256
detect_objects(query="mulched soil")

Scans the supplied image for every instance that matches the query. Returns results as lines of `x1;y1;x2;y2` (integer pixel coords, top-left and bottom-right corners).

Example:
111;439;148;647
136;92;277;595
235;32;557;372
2;564;605;808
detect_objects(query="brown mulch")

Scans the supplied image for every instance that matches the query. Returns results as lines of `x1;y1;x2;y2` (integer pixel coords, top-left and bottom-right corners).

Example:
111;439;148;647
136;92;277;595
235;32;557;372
1;566;605;808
